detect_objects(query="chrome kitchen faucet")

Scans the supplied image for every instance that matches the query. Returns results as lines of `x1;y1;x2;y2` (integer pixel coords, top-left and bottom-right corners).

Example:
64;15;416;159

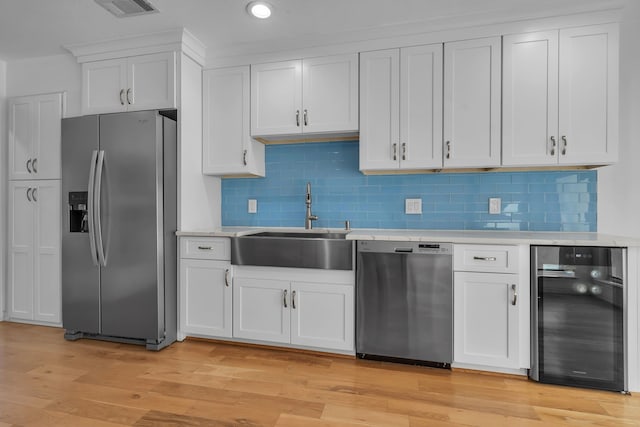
305;182;318;229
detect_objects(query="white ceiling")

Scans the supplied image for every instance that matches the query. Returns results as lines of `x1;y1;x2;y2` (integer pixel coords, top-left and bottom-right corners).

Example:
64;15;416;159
0;0;623;62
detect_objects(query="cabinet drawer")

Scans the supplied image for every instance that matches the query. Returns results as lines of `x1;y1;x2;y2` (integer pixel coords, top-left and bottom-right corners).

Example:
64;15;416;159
180;237;230;260
454;244;518;273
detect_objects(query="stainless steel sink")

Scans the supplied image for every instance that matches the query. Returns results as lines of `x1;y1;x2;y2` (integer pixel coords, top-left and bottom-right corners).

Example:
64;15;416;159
231;231;353;270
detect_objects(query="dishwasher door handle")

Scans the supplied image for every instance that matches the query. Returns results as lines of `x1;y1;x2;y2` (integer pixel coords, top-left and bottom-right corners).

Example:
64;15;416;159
394;248;413;253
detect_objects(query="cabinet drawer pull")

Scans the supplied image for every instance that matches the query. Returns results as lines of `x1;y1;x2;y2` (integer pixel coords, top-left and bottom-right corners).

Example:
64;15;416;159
303;109;308;126
283;289;288;308
561;135;567;155
473;256;497;261
32;158;38;173
26;158;32;173
550;136;556;156
243;149;247;166
292;290;296;309
197;246;212;250
126;88;133;105
392;143;397;161
446;141;451;159
511;284;518;306
32;188;38;202
402;143;407;161
295;110;300;127
26;188;32;202
224;269;230;287
119;89;125;106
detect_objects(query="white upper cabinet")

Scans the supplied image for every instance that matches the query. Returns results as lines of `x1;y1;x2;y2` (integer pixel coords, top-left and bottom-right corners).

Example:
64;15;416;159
9;93;63;181
503;24;619;166
251;54;358;137
360;44;443;172
82;52;176;114
444;37;502;168
203;66;265;177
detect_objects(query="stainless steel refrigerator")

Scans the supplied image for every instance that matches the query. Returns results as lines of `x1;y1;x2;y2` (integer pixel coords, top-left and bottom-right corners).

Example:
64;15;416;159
61;110;177;350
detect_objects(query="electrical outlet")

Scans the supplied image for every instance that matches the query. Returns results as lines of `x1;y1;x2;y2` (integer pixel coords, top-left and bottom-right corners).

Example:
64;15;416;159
489;197;501;214
405;198;422;215
248;199;257;213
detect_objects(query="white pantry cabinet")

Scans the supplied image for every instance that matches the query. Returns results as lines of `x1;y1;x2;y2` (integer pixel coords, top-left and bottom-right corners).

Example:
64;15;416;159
233;267;355;352
502;24;619;166
251;54;358;137
8;180;61;324
203;66;265;177
443;37;502;168
359;44;443;172
82;52;176;114
8;93;64;181
179;237;232;339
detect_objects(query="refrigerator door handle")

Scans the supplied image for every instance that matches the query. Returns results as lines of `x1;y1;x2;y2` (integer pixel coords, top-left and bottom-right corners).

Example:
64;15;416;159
87;150;99;266
94;150;107;267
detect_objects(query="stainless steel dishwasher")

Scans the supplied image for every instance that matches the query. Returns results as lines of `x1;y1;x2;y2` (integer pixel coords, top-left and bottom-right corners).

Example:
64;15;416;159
356;240;453;367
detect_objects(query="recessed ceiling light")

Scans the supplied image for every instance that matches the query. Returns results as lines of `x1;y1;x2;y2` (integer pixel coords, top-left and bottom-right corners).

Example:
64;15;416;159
247;1;272;19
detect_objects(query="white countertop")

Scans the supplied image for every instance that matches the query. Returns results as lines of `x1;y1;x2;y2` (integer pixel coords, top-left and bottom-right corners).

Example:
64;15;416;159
176;227;640;246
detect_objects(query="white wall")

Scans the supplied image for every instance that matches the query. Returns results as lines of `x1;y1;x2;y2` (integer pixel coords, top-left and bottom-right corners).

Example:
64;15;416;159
0;59;6;320
598;0;640;237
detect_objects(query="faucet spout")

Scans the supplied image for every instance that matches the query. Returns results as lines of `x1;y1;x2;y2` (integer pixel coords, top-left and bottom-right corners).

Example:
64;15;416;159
304;182;318;229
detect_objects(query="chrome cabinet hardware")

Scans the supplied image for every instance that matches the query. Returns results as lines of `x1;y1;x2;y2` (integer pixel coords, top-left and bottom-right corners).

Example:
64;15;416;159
292;290;296;309
26;188;32;202
550;136;556;156
32;158;37;173
119;89;125;105
32;188;37;202
26;159;32;173
446;141;451;159
511;284;518;306
303;109;308;126
473;256;497;261
224;269;230;287
243;149;247;166
392;143;398;161
283;289;288;308
402;143;407;161
561;135;567;155
295;110;300;127
126;88;133;105
197;246;212;250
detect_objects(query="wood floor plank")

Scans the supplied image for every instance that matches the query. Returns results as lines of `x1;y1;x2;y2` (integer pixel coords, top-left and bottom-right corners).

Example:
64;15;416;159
1;322;639;427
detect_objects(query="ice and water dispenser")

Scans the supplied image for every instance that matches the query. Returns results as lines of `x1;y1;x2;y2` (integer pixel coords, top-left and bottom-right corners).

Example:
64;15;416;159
68;192;89;232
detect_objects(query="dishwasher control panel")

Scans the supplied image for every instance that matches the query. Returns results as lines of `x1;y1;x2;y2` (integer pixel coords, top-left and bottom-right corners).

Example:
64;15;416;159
357;240;453;255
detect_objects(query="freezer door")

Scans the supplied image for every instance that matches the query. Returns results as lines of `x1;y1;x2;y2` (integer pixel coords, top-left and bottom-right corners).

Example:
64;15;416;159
61;115;101;333
97;111;164;341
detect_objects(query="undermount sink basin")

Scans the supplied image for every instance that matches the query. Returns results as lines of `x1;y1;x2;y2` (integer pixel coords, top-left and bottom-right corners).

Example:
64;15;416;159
231;230;353;270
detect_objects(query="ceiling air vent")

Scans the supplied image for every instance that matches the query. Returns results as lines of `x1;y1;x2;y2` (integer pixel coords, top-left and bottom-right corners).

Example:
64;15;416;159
95;0;159;18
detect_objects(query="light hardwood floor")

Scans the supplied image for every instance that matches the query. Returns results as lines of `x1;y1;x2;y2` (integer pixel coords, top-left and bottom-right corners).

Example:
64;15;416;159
0;322;638;426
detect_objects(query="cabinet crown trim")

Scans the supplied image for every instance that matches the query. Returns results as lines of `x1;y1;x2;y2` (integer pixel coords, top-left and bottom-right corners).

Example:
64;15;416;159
65;28;206;65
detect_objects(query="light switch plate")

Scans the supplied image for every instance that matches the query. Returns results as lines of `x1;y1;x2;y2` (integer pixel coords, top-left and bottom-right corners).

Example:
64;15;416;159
405;198;422;215
248;199;257;214
489;197;501;214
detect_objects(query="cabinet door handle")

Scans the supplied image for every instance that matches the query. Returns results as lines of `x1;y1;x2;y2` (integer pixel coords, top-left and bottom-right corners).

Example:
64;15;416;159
446;141;451;159
26;188;32;202
292;290;296;309
473;256;496;261
26;159;32;173
224;269;230;287
392;143;398;161
295;110;300;127
511;284;518;306
197;246;212;250
561;135;567;155
550;136;556;156
32;188;38;202
283;289;288;308
303;109;308;126
119;89;125;106
32;158;37;173
402;143;407;161
243;149;247;166
126;88;133;105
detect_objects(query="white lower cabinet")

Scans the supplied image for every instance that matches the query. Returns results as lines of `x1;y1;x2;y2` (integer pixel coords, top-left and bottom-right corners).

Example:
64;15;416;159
178;237;232;339
454;272;520;369
233;267;355;352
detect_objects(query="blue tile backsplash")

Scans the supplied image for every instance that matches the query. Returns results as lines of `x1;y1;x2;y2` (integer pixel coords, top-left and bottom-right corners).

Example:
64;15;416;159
222;141;597;231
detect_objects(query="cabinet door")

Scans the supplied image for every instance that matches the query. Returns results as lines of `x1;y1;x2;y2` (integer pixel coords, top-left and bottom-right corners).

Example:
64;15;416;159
8;97;33;180
33;181;61;323
203;66;265;177
400;44;444;170
290;282;354;351
302;54;358;134
233;277;290;343
251;60;302;136
559;24;619;165
180;259;232;337
8;182;36;320
127;52;176;112
454;272;519;369
444;37;501;168
359;49;400;171
82;58;128;114
31;93;63;180
502;31;560;166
